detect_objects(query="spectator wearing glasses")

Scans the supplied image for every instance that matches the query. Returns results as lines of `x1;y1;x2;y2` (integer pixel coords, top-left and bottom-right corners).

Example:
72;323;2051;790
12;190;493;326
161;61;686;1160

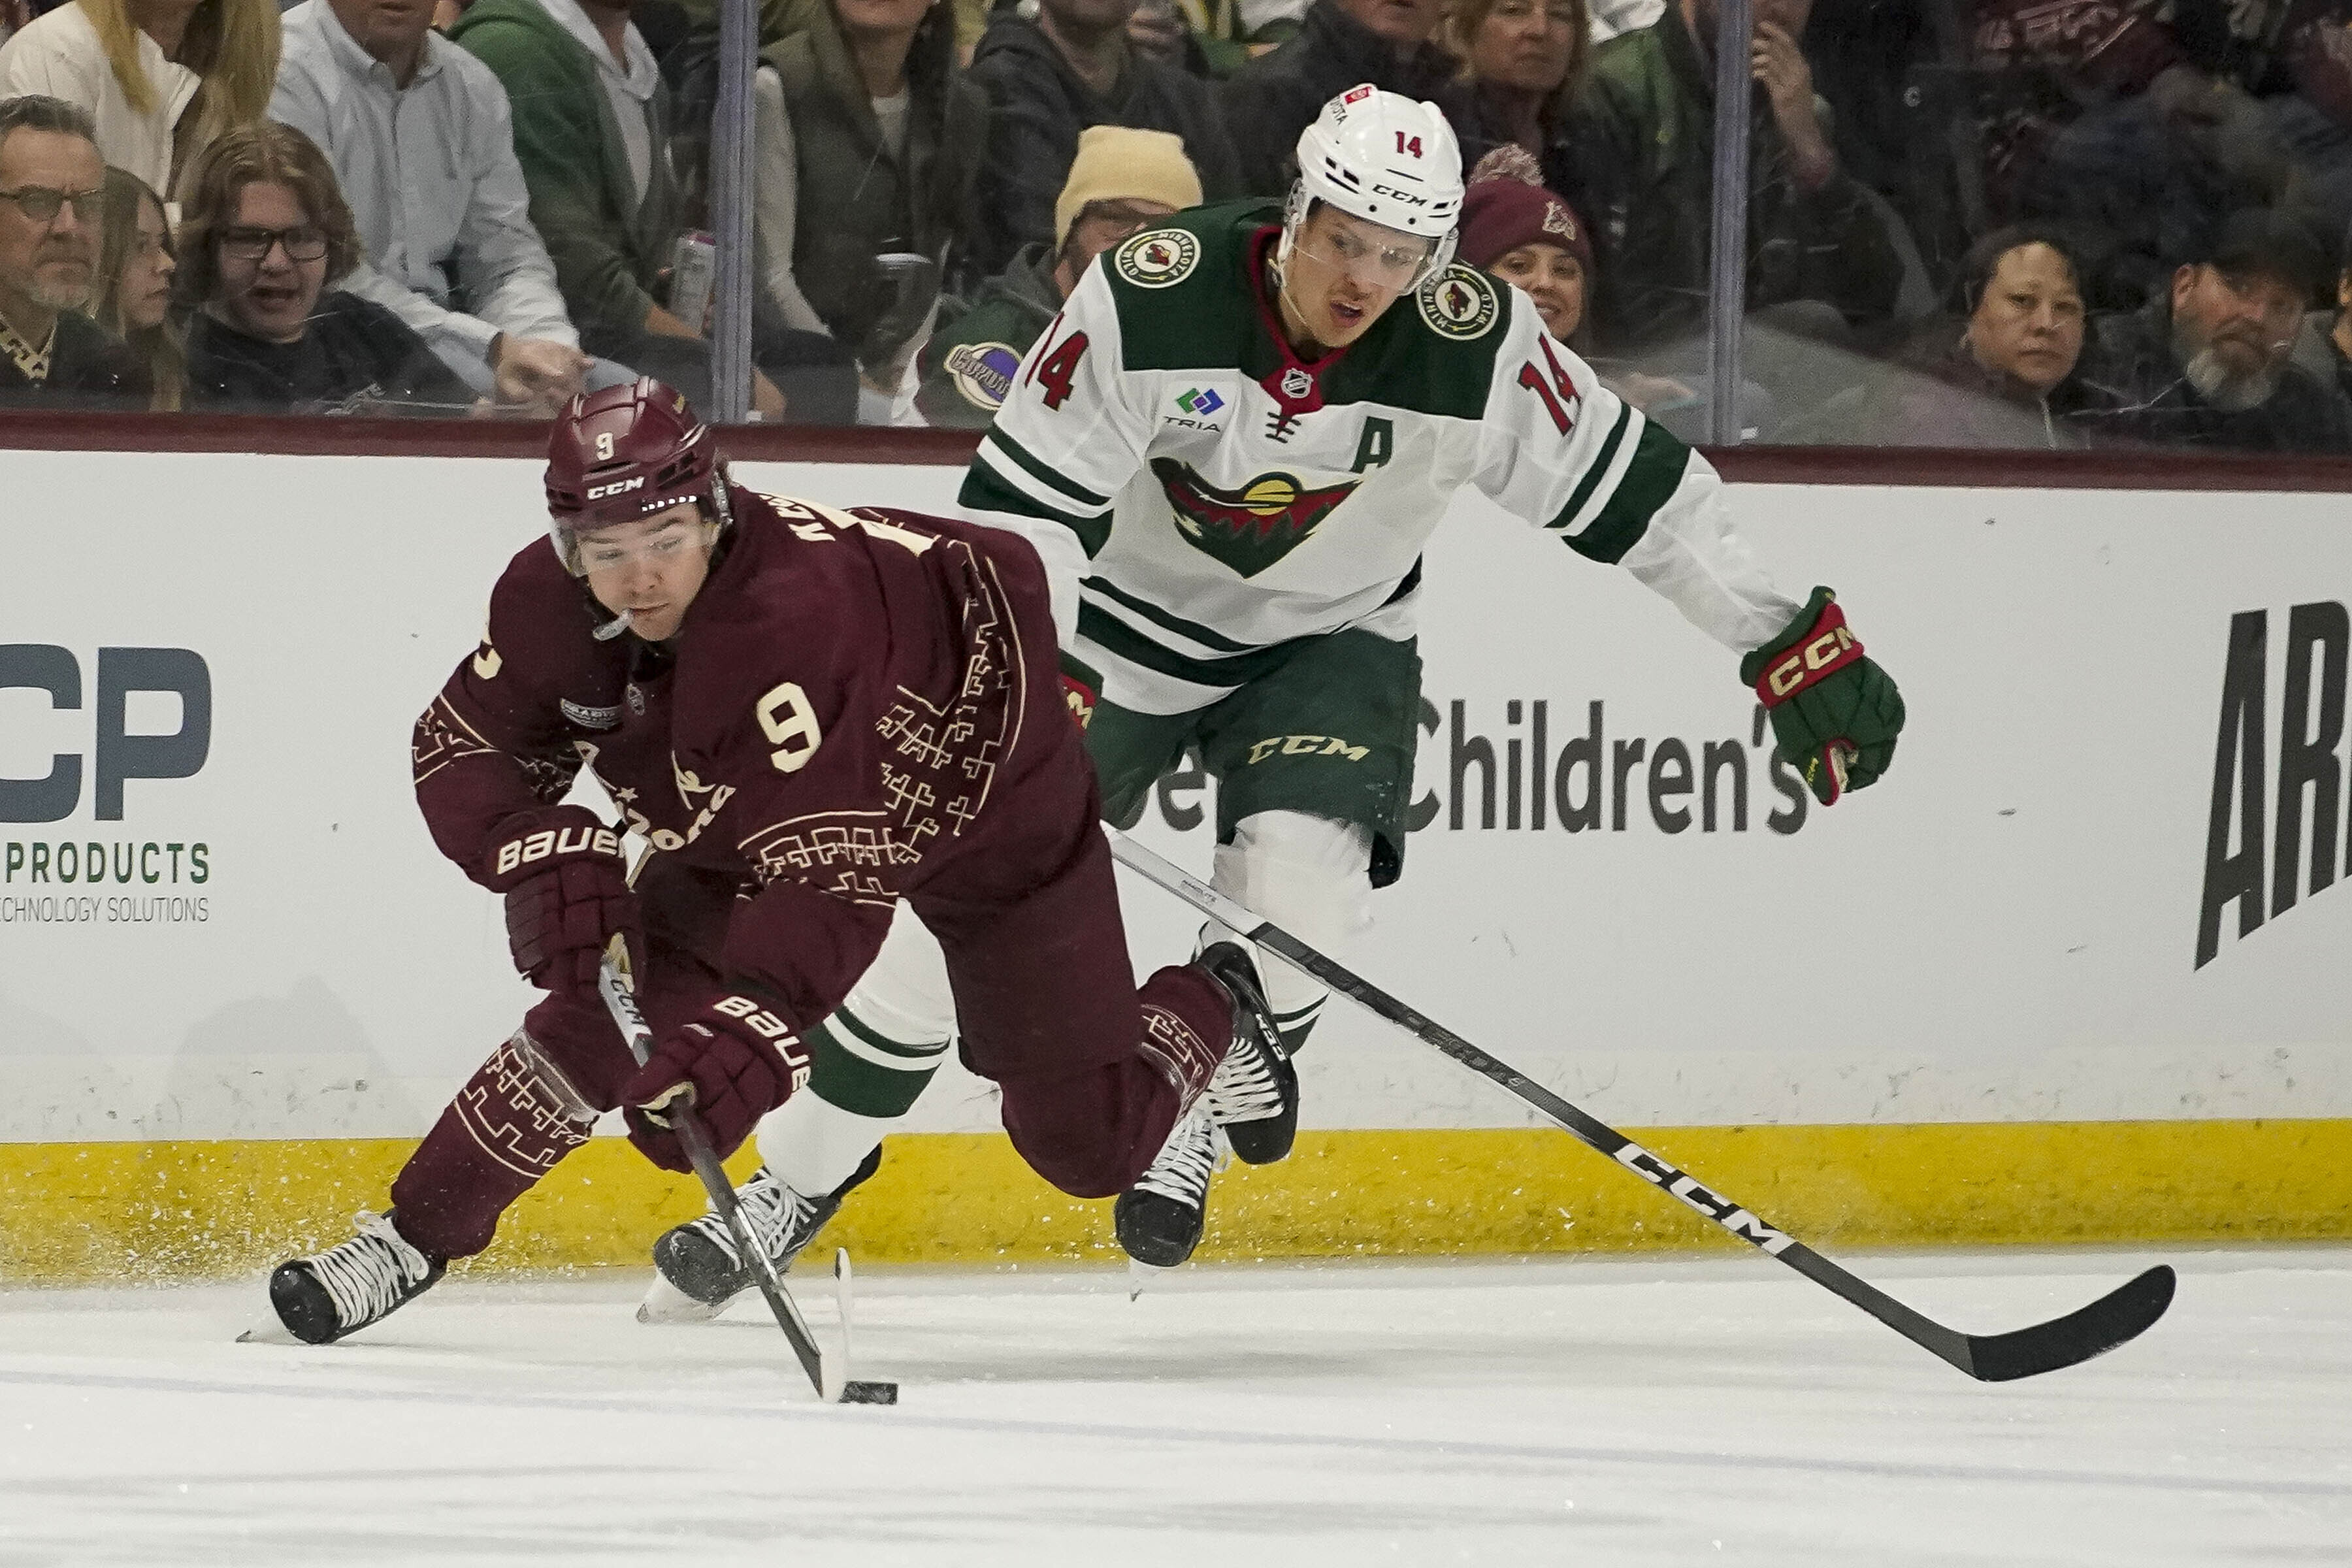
961;0;1240;282
179;118;475;413
0;0;280;201
2074;208;2350;453
90;162;182;407
269;0;589;416
0;93;149;406
915;123;1198;426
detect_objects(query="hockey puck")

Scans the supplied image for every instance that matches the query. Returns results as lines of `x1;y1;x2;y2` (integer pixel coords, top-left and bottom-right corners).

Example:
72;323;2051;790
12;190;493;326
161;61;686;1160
839;1379;898;1405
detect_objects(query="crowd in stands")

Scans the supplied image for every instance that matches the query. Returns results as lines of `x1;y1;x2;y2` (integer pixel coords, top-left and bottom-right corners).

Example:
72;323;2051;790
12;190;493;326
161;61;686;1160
5;0;2352;451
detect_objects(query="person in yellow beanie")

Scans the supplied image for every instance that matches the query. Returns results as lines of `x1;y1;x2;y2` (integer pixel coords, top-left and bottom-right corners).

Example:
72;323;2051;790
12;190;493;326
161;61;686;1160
916;125;1201;425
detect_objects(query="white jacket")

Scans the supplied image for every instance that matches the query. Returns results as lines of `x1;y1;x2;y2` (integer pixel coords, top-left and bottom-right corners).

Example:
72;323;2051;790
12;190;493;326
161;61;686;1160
0;3;198;199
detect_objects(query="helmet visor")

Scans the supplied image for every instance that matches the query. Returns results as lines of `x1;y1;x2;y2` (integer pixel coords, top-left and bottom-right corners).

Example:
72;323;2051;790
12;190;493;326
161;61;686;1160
1293;209;1439;291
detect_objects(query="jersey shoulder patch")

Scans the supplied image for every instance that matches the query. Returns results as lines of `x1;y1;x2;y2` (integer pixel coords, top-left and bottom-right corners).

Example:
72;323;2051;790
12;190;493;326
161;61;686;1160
941;340;1022;410
1416;266;1501;342
1112;227;1201;289
1100;199;1281;372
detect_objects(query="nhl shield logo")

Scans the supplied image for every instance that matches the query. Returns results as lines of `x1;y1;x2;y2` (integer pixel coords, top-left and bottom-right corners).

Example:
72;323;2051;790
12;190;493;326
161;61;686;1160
1114;228;1200;289
1418;266;1499;340
1279;366;1315;401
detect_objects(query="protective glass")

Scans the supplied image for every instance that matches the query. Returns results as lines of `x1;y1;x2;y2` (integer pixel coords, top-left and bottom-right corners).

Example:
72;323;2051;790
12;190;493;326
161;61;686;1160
220;225;330;264
0;186;105;227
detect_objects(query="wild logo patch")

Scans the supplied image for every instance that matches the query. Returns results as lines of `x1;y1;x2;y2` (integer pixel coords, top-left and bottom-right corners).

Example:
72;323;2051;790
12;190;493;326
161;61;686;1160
1151;458;1359;578
945;342;1021;410
1418;265;1498;340
1115;228;1201;289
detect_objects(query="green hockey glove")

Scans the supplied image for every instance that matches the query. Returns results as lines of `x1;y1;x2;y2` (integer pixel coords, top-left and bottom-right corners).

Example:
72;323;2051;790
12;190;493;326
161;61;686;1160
1739;586;1904;806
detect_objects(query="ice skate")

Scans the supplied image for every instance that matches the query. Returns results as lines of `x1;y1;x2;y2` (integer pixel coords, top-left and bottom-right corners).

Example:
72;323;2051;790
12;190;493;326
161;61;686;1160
1198;941;1298;1165
640;1147;882;1324
268;1211;445;1345
1114;1102;1224;1270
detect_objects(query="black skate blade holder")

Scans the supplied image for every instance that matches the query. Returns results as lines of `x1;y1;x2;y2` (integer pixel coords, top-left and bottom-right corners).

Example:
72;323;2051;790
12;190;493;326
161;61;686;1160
598;953;898;1406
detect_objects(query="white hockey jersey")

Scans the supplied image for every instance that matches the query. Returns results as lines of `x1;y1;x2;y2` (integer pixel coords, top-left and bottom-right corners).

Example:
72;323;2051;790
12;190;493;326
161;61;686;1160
959;201;1800;715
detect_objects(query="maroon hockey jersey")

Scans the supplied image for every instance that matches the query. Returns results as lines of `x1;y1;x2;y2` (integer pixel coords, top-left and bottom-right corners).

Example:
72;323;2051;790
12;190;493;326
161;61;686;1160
412;487;1070;1032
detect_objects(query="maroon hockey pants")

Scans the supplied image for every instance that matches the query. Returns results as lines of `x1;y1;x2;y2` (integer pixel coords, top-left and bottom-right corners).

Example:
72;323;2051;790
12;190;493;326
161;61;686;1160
389;836;1232;1262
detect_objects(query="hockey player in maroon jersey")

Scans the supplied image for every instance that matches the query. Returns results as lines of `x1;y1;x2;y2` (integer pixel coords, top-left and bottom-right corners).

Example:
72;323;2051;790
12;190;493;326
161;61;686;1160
264;378;1295;1344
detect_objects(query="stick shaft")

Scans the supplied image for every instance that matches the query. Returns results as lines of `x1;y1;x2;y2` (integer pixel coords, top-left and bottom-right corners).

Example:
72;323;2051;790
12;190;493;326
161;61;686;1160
1105;827;1989;1374
596;961;838;1399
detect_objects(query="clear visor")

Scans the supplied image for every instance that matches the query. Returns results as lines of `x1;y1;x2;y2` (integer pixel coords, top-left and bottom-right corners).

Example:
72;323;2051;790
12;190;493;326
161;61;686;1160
559;510;711;575
1293;213;1439;292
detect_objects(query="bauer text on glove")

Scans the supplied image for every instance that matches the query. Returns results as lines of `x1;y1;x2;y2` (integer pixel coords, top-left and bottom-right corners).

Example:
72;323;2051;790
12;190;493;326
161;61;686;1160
621;994;812;1173
482;806;641;999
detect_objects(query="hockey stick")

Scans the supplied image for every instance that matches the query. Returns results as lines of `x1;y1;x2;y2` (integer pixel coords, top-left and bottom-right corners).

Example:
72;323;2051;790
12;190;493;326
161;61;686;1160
1104;826;2174;1383
596;956;898;1405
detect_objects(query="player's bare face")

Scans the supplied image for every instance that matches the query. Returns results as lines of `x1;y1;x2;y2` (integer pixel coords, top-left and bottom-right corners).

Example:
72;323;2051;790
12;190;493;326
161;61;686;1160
1277;207;1429;353
578;503;713;643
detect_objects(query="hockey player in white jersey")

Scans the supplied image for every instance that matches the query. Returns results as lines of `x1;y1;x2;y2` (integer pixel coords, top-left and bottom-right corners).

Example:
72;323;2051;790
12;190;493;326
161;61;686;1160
639;84;1904;1314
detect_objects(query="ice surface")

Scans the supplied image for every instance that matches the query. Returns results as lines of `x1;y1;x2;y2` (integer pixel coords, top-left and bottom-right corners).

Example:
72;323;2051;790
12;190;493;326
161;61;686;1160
2;1247;2346;1565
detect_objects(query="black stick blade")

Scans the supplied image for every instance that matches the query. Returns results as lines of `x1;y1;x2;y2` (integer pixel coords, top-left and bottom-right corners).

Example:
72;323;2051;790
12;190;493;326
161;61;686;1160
1963;1265;2176;1382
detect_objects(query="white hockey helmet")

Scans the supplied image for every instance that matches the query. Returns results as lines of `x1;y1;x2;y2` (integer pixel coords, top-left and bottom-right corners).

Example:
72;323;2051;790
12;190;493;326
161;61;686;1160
1283;86;1464;291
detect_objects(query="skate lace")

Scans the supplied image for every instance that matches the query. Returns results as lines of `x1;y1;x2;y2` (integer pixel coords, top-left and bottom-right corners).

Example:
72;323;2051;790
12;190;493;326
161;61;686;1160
305;1212;431;1330
1132;1109;1221;1205
1205;1036;1285;1125
687;1169;814;1268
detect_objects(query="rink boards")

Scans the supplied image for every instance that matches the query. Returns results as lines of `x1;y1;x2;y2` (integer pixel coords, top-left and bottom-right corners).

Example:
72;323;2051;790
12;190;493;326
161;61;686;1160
1;448;2347;1279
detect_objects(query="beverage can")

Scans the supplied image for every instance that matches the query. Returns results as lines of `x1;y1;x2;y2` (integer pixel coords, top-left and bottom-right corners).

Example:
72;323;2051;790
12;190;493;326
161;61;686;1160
670;231;716;334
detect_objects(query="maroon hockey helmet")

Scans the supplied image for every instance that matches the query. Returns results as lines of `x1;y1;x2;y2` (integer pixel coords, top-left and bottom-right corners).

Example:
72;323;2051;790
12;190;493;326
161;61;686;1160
544;378;733;570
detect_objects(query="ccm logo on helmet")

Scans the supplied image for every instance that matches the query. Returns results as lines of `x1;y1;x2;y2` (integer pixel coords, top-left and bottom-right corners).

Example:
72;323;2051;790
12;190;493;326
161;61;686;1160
493;824;621;877
585;476;648;500
1373;184;1431;206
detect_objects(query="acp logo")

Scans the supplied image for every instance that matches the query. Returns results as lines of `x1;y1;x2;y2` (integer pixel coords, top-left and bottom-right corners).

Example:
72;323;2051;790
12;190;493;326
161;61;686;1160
1;646;210;823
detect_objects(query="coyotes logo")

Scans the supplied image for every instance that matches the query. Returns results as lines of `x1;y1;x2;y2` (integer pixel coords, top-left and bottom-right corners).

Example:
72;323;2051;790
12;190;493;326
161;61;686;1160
1152;458;1360;578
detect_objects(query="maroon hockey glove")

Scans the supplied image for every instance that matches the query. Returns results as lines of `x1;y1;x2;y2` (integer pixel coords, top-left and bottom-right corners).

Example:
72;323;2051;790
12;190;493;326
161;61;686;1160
1739;587;1904;806
621;993;812;1173
482;806;640;999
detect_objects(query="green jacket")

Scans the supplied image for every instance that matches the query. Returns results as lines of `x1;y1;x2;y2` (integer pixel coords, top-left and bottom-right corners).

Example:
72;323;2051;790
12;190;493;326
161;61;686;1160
1557;12;1903;353
756;0;985;358
451;0;682;348
913;242;1061;427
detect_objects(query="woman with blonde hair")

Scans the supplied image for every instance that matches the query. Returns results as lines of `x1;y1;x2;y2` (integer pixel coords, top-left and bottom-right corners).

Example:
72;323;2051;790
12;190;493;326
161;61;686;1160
90;163;184;408
0;0;281;200
1445;0;1588;167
